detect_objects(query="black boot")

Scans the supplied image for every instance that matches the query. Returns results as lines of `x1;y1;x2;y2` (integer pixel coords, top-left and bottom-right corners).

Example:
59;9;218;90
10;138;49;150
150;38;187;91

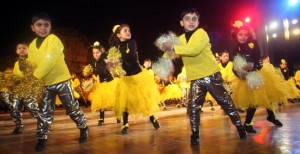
116;118;121;123
190;134;199;145
267;117;283;126
11;126;24;135
121;123;129;134
266;109;283;126
150;115;160;129
79;127;89;143
237;126;247;139
35;139;47;151
244;123;257;133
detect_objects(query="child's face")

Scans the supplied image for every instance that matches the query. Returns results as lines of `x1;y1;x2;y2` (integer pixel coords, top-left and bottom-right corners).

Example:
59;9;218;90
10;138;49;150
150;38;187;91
236;29;249;44
92;48;102;60
280;63;287;69
143;61;151;69
31;19;51;38
16;44;28;56
117;26;131;42
262;57;270;64
180;13;199;32
220;53;229;63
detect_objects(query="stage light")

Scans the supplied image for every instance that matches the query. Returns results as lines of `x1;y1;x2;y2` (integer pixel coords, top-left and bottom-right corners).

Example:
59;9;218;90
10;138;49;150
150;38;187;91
289;0;298;6
245;17;251;23
292;19;298;24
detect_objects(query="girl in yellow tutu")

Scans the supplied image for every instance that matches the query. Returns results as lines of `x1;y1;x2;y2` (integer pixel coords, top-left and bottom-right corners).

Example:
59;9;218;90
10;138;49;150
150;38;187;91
231;21;288;134
107;24;161;134
88;41;120;126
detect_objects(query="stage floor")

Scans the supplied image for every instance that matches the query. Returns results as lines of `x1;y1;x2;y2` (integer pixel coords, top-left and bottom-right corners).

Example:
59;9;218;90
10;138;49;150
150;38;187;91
1;102;300;154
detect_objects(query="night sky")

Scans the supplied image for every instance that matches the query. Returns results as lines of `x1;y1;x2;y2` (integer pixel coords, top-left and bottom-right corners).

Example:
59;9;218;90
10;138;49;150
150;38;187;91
0;0;299;70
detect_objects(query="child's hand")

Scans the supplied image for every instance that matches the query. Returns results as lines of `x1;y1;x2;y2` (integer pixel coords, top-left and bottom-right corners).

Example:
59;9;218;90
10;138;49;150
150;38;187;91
162;42;174;51
242;63;254;71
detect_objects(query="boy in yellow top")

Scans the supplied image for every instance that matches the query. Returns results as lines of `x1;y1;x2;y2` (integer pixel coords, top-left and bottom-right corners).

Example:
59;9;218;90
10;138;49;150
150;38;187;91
10;42;40;135
28;12;88;151
162;8;246;145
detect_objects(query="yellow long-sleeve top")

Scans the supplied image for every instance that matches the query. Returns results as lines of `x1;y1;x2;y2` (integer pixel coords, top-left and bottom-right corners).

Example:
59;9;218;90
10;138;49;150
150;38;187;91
295;70;300;86
13;61;24;79
218;61;236;83
174;28;220;81
28;34;71;86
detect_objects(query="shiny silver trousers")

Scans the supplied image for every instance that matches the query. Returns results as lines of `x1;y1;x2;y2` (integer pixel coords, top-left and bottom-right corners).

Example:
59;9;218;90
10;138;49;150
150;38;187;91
188;72;242;134
0;92;11;106
10;94;39;129
36;80;87;139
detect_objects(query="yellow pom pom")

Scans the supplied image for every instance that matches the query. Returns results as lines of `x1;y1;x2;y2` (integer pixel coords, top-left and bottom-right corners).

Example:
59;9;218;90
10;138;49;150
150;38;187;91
233;20;243;28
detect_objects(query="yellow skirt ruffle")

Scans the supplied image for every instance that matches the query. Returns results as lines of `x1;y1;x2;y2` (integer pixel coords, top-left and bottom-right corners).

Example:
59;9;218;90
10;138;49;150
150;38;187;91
89;78;119;112
232;65;289;110
161;84;182;102
114;70;161;117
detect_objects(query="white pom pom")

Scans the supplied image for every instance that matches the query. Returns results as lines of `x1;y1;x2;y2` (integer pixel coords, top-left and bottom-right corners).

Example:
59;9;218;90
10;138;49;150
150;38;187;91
246;71;264;89
152;57;174;81
233;54;247;71
154;31;181;51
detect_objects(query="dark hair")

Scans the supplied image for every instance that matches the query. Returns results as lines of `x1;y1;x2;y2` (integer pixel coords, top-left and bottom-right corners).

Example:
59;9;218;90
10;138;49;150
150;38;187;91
109;24;130;47
219;50;229;57
231;21;256;40
16;42;28;48
31;12;51;24
180;8;200;20
261;55;269;61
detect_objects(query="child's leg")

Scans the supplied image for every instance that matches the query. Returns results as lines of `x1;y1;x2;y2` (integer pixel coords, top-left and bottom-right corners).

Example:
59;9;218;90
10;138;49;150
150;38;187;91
149;115;160;129
121;111;129;134
266;109;283;126
98;109;105;126
10;97;24;134
188;79;206;145
244;108;257;133
207;72;246;139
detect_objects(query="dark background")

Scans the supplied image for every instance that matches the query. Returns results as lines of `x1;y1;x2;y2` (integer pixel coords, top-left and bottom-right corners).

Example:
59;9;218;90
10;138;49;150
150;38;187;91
0;0;299;73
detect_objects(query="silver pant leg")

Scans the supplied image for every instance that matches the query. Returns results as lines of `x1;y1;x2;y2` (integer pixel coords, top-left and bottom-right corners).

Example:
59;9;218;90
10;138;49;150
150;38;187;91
188;80;206;134
36;88;56;139
0;92;11;106
58;80;87;129
10;95;25;128
206;72;242;127
23;95;40;118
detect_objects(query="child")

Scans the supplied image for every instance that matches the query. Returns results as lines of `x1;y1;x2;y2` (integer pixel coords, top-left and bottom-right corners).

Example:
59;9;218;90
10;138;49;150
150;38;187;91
107;24;161;134
230;20;287;134
88;41;120;126
28;12;88;151
161;8;247;145
295;65;300;89
10;42;40;135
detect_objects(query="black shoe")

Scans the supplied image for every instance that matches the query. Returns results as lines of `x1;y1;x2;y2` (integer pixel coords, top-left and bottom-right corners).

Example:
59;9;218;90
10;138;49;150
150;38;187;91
190;134;199;145
12;127;24;135
98;120;104;126
211;107;215;111
237;109;245;113
116;119;121;123
267;117;283;127
244;123;257;133
237;126;247;139
121;124;129;134
150;117;160;129
35;139;47;151
79;127;89;143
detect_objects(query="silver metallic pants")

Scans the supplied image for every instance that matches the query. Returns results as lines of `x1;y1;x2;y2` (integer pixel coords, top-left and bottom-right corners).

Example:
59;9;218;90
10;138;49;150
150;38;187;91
36;80;87;139
0;92;11;106
188;72;242;133
10;94;39;128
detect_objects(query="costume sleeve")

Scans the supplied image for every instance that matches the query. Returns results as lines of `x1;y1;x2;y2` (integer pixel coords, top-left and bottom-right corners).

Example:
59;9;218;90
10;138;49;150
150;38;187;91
174;29;210;56
33;36;64;79
13;61;23;78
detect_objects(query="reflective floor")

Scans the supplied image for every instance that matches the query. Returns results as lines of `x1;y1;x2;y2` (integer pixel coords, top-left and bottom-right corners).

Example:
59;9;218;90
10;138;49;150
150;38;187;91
0;102;300;154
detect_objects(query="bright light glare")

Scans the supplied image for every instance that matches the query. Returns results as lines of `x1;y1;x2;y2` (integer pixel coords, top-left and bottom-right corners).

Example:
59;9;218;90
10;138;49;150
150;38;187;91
293;29;300;35
245;17;251;23
292;19;298;24
272;33;277;38
289;0;298;6
270;22;278;29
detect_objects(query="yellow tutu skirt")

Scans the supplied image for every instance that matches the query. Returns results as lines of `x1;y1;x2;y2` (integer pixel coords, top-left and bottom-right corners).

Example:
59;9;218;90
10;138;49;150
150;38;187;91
205;92;216;103
161;84;182;102
232;65;289;110
285;78;300;99
114;70;161;117
89;78;119;112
